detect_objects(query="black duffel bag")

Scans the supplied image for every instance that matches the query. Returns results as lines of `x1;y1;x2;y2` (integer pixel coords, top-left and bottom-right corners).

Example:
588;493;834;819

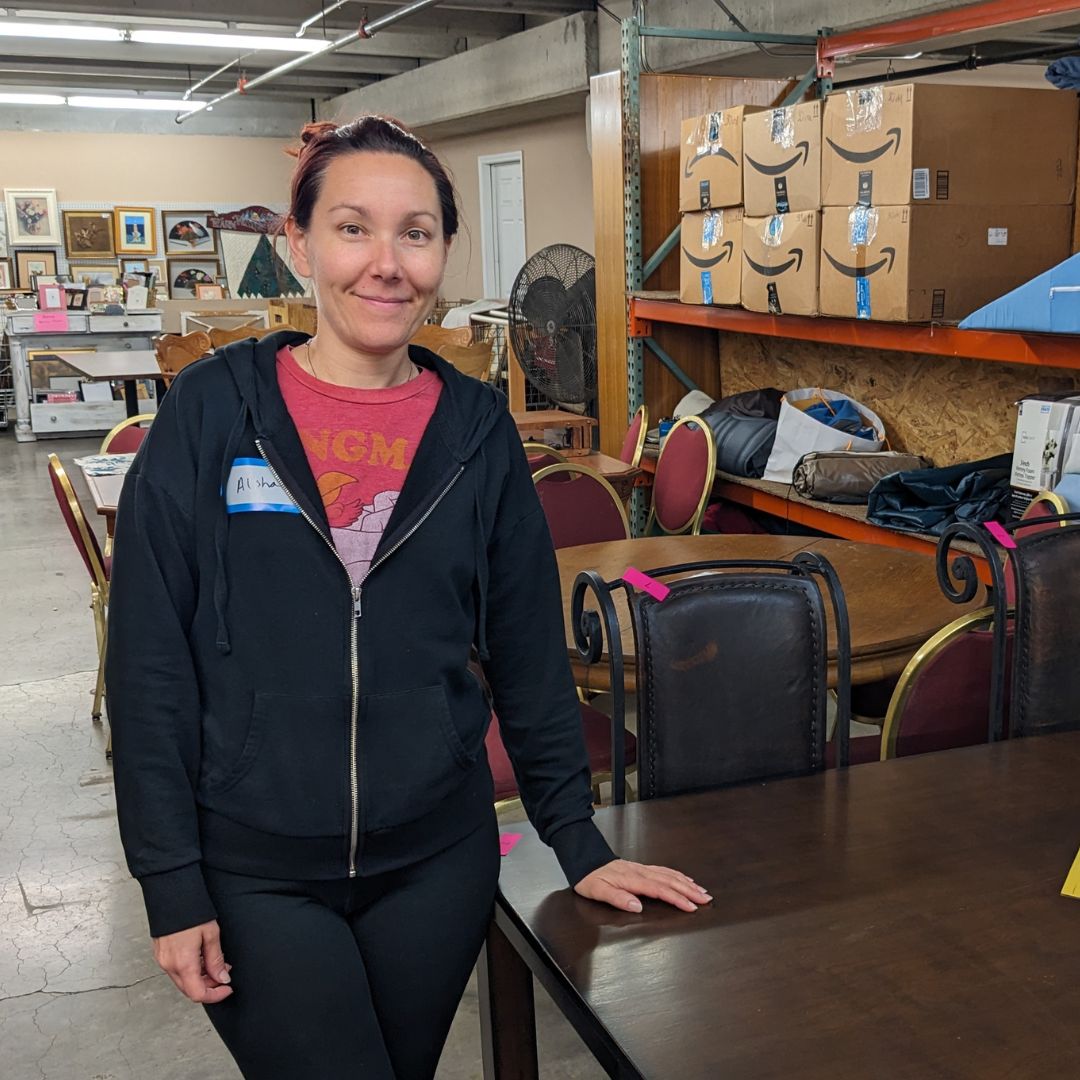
866;453;1012;536
699;387;784;478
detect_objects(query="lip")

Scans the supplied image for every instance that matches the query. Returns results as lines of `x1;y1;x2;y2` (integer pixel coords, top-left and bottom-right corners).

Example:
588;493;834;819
354;293;411;309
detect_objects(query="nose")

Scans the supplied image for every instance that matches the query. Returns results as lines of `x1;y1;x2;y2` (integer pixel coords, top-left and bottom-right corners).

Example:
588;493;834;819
368;234;403;281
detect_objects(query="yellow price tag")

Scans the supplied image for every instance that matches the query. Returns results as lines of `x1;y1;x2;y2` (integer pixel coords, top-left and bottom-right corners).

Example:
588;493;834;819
1061;847;1080;900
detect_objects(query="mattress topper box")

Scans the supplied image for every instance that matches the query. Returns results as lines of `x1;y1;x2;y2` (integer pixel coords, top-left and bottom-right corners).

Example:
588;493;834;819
819;203;1073;323
680;208;743;306
1011;395;1080;493
680;106;764;212
821;83;1078;208
741;211;820;316
742;101;822;216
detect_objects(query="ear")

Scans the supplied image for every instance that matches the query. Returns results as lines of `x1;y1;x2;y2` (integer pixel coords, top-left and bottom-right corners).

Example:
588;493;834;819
285;218;313;280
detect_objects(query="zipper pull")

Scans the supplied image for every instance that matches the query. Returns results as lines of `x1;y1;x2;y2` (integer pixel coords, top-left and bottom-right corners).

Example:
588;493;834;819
352;586;362;619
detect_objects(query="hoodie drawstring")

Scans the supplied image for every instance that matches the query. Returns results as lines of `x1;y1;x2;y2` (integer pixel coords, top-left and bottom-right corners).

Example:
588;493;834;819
214;402;249;654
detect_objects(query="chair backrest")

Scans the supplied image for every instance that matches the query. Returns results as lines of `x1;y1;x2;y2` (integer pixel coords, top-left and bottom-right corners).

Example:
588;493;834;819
649;416;716;535
100;413;155;454
523;441;568;474
410;323;473;351
882;608;1014;759
435;340;494;381
571;552;850;804
155;331;212;383
1009;522;1080;737
533;463;630;549
47;454;108;590
619;404;648;469
208;325;280;349
1005;491;1070;604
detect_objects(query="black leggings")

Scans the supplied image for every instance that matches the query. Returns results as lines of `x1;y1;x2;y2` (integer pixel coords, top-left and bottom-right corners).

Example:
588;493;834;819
202;815;500;1079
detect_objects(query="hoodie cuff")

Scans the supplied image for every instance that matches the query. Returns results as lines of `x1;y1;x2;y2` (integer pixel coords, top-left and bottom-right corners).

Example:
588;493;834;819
138;863;218;938
548;819;618;886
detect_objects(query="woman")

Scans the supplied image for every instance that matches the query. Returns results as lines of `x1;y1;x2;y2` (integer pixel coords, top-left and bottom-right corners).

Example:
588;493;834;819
107;116;709;1079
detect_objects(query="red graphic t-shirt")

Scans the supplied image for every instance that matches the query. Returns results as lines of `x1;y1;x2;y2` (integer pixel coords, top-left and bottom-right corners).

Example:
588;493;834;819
277;346;442;586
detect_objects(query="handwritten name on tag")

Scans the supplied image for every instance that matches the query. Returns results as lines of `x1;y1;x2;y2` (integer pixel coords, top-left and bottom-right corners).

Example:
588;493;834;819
224;458;300;515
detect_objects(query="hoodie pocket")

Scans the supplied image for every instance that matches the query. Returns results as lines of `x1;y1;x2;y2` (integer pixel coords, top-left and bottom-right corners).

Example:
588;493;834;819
359;684;479;832
204;692;349;838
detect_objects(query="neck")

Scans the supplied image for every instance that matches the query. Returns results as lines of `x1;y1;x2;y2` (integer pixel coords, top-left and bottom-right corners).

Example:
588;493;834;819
302;333;416;390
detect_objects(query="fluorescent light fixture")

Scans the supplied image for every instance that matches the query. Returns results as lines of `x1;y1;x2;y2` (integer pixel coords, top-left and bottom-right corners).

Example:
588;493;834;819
68;95;208;112
129;29;331;53
0;91;65;105
0;20;123;41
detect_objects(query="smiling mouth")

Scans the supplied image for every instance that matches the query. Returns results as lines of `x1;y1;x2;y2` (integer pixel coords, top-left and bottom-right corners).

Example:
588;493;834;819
355;294;409;305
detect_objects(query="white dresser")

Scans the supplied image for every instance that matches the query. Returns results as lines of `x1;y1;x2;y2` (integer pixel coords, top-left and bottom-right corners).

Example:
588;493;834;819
5;310;163;441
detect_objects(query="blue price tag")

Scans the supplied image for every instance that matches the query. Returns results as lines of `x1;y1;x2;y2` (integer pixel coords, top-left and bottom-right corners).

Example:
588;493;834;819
855;277;871;320
701;271;713;305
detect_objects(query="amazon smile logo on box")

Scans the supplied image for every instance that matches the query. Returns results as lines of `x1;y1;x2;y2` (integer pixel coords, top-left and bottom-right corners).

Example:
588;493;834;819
744;248;804;277
825;127;903;165
745;142;811;176
682;241;734;269
822;247;897;278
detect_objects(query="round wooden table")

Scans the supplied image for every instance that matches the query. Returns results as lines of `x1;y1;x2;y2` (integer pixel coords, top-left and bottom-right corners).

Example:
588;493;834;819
557;535;980;691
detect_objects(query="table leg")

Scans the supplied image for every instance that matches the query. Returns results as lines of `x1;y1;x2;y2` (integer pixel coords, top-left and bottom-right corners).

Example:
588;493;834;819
478;916;539;1080
123;379;138;417
154;377;168;404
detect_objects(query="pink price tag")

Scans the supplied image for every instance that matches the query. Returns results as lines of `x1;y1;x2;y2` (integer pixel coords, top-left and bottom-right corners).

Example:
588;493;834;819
500;832;522;856
33;310;69;333
623;566;671;602
985;521;1017;550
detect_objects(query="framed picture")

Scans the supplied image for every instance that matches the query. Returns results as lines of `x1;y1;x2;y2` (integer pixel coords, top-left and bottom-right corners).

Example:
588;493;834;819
195;283;226;300
62;210;115;259
86;286;108;308
37;282;65;310
120;258;149;278
162;210;217;256
169;258;222;299
0;258;13;289
114;206;156;255
71;264;118;287
4;188;61;246
64;284;88;310
14;249;58;289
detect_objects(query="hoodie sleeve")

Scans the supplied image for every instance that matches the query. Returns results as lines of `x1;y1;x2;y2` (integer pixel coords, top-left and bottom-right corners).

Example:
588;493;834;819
106;467;217;938
480;424;617;886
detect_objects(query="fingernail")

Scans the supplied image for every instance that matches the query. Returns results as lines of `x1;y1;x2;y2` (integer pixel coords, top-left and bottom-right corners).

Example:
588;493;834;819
701;894;713;902
685;902;698;911
696;884;709;894
218;971;231;984
627;899;643;913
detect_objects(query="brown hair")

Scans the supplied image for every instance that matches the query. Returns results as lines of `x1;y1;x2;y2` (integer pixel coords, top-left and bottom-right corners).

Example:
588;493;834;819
286;116;459;241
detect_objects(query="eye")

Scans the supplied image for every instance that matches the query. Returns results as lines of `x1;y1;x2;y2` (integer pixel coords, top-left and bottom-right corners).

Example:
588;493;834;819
405;228;430;242
341;223;363;237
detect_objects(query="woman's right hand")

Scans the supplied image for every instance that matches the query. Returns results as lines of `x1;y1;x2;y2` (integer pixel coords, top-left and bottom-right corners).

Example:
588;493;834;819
153;919;233;1004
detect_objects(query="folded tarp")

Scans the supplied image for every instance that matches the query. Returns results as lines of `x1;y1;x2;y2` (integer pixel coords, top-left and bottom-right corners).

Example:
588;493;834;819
959;251;1080;334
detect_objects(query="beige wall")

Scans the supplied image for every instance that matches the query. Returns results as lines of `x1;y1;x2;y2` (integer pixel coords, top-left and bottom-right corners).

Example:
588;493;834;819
0;131;294;204
431;111;594;301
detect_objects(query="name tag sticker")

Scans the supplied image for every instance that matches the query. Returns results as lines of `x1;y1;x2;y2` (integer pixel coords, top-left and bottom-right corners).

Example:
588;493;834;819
224;457;300;514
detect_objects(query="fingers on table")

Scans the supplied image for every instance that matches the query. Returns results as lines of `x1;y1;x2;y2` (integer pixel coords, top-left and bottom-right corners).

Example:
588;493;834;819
615;865;712;913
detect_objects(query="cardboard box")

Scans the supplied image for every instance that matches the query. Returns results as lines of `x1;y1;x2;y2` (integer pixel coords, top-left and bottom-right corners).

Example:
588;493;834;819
743;101;822;216
819;204;1073;323
821;83;1078;208
741;211;820;316
1010;395;1080;494
679;107;763;212
680;208;744;306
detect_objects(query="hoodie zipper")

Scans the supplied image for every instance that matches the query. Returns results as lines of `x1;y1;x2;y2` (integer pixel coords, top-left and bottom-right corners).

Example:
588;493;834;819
255;441;464;878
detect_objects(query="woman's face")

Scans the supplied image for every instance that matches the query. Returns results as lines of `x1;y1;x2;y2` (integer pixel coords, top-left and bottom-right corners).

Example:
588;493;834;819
287;151;449;358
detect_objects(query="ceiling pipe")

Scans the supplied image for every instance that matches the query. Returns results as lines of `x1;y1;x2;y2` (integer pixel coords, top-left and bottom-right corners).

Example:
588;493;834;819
176;0;443;123
296;0;357;38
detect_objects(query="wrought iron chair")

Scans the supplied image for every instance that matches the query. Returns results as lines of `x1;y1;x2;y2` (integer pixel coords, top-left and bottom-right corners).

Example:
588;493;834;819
532;462;631;549
100;413;155;454
571;552;851;804
881;607;1014;759
47;454;111;750
619;404;649;470
648;416;716;536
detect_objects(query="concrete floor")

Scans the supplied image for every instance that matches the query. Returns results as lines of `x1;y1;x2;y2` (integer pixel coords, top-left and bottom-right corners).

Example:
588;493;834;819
0;430;603;1079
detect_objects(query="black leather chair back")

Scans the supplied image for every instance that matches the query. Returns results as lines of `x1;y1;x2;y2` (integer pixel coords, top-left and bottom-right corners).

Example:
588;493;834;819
629;573;830;800
1011;524;1080;737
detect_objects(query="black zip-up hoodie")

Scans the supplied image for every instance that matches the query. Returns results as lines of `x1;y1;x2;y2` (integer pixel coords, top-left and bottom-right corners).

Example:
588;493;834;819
106;330;616;937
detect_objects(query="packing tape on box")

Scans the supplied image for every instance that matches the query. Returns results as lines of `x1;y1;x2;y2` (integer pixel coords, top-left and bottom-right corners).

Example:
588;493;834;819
848;205;879;249
702;210;724;248
845;86;883;134
762;214;784;247
856;277;872;320
701;270;714;305
769;106;796;149
691;111;724;157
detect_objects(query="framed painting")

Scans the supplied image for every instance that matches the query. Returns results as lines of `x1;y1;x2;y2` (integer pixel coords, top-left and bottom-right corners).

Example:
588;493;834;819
169;258;222;299
4;188;61;246
162;209;217;255
14;249;58;289
71;264;119;288
62;210;115;259
120;258;149;280
114;206;156;255
0;257;12;289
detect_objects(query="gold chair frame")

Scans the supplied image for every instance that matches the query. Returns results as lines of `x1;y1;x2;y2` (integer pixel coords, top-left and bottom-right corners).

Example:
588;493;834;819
646;415;717;536
521;441;568;465
880;606;996;761
99;412;156;455
1019;489;1069;525
48;454;111;746
531;462;632;539
625;403;649;470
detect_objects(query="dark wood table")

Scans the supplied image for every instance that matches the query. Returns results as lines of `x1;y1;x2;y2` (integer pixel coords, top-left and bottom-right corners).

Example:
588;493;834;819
481;733;1080;1079
558;535;980;690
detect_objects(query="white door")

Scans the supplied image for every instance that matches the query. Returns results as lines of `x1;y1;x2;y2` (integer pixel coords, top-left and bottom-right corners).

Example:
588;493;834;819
479;153;525;299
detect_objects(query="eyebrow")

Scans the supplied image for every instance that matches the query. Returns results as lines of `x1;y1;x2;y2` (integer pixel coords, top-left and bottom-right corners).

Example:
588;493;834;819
328;202;438;222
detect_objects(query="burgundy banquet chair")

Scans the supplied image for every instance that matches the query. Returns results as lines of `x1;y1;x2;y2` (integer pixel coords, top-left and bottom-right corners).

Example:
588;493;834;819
532;462;631;549
648;416;716;535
